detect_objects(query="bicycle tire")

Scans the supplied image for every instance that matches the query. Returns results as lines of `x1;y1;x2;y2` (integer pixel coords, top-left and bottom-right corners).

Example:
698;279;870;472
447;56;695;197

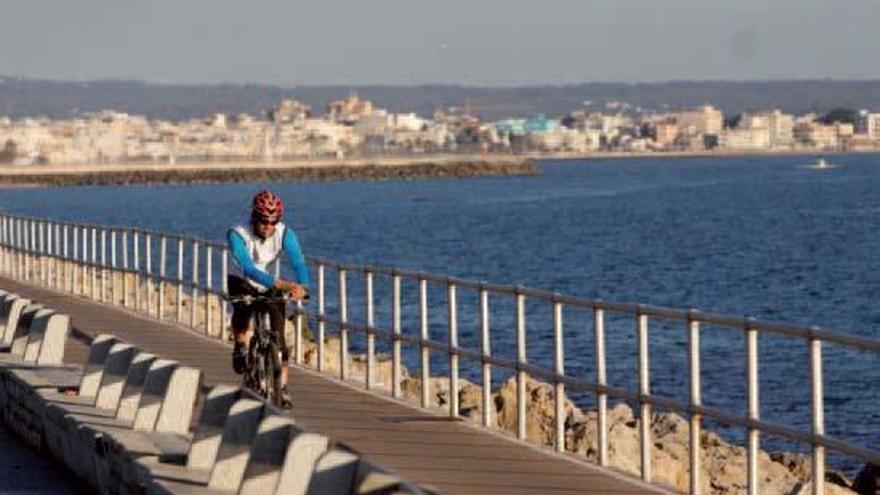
265;340;283;407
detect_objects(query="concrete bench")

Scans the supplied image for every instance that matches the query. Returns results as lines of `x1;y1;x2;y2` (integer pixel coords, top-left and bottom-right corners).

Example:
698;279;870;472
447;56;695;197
150;411;340;495
0;294;30;347
56;358;200;486
306;448;361;495
148;397;267;491
0;295;431;495
0;302;45;358
5;333;120;395
354;462;430;495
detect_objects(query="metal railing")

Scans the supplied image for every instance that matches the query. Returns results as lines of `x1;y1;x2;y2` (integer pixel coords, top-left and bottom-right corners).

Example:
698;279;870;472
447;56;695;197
0;212;878;495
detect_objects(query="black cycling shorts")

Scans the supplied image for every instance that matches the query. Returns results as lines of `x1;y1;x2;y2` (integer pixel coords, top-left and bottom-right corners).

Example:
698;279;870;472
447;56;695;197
228;275;289;362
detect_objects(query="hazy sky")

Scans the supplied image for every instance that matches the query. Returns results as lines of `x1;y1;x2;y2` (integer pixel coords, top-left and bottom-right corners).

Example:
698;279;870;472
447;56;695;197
1;0;878;85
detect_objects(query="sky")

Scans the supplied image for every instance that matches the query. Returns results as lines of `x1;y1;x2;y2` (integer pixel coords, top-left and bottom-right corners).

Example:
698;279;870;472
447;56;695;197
1;0;878;86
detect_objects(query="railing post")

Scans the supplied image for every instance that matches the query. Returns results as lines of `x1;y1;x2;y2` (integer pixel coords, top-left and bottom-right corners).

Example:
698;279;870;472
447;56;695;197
317;264;325;372
595;305;608;466
392;272;402;398
145;232;153;316
515;289;526;439
338;268;348;380
688;312;702;495
480;286;492;427
809;329;825;495
159;235;167;320
176;237;184;323
90;226;97;299
746;319;759;495
419;277;430;409
29;219;36;282
110;229;117;303
294;299;303;364
74;225;81;294
24;219;30;281
365;269;375;389
553;299;565;453
133;229;140;309
191;239;199;329
100;228;107;301
121;230;129;306
205;244;212;335
15;218;21;279
54;223;61;289
53;223;59;288
47;221;53;286
36;220;43;284
46;221;52;286
63;224;70;293
448;281;459;418
638;310;652;482
53;223;65;290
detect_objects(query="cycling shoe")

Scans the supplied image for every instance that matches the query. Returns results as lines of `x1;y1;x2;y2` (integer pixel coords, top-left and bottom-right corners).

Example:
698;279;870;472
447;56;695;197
280;390;293;410
232;345;247;375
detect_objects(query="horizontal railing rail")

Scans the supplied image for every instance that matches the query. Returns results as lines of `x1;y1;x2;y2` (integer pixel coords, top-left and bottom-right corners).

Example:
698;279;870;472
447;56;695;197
0;211;877;495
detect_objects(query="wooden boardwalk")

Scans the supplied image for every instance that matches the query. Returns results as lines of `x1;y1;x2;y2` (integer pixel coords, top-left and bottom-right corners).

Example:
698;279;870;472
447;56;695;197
1;275;670;495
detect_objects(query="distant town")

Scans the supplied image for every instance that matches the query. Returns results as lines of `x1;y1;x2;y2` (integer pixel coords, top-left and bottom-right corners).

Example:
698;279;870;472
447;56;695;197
1;93;879;165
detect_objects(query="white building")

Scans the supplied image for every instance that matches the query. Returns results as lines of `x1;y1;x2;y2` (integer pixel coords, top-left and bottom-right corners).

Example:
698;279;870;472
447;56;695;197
857;110;880;141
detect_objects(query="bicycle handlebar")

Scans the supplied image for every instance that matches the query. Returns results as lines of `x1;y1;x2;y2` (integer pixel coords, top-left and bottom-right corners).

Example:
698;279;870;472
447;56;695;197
226;294;309;304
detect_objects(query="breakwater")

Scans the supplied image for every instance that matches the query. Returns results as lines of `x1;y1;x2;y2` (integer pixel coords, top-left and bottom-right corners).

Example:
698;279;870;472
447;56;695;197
0;157;537;187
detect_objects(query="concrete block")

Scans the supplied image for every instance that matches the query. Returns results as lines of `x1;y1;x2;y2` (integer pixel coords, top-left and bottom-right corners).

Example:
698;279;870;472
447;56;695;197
133;359;179;432
239;416;299;495
355;463;426;495
1;296;29;346
115;351;157;423
23;309;58;362
306;449;360;495
186;385;245;472
35;314;70;366
155;366;201;435
207;398;265;492
9;303;45;358
78;334;120;397
275;432;330;495
95;343;137;411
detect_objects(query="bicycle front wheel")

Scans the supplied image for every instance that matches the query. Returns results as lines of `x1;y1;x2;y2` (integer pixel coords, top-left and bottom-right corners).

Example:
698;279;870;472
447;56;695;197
265;341;284;407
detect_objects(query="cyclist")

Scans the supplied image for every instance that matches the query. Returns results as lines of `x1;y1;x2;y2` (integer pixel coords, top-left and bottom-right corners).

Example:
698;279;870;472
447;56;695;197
227;189;309;409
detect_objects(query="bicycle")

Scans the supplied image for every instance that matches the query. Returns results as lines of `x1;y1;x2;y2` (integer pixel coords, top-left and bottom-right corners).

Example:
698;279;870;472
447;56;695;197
227;294;290;407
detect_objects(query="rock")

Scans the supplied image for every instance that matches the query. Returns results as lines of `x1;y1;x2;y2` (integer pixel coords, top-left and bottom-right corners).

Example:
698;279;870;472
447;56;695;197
852;463;879;495
493;375;586;446
400;376;485;422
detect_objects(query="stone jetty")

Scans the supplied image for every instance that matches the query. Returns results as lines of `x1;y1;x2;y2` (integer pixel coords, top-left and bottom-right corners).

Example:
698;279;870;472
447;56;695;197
0;156;537;187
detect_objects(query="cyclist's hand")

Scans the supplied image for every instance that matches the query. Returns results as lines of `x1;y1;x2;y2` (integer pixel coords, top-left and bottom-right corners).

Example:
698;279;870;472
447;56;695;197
287;283;308;301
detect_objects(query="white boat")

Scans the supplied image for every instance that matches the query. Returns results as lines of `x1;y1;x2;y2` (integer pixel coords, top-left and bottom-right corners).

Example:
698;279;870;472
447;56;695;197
808;157;838;169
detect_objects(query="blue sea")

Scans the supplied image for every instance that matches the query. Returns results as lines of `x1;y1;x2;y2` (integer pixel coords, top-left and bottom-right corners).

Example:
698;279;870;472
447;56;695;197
2;154;878;468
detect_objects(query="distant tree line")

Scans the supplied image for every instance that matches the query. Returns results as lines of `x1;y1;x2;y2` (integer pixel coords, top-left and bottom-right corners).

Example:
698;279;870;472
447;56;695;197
0;77;878;121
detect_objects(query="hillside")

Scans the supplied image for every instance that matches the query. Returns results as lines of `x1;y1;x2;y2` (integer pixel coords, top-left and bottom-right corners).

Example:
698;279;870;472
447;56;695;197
1;77;878;120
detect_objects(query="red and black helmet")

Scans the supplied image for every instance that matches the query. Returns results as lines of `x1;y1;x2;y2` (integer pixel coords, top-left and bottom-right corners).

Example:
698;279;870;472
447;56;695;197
252;190;283;222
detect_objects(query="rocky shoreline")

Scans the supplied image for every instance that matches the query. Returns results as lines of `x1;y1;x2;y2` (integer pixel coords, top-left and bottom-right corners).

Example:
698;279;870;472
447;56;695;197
0;158;538;187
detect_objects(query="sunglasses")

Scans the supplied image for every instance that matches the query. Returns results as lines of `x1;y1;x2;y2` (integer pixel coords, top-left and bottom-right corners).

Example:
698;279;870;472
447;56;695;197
255;218;279;226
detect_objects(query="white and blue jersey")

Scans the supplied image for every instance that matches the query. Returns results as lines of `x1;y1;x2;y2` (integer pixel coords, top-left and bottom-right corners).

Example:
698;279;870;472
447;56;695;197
227;221;310;292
